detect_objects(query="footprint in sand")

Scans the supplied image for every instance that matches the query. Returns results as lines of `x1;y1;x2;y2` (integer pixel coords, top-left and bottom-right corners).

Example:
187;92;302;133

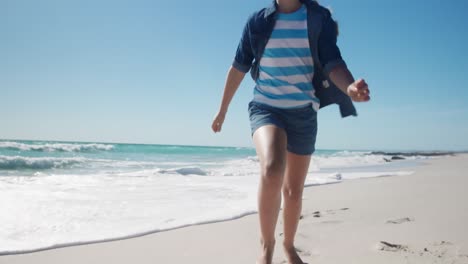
378;240;467;263
378;241;411;253
295;246;312;257
319;220;344;224
303;207;349;219
277;247;312;264
386;217;414;224
424;241;458;259
279;260;310;264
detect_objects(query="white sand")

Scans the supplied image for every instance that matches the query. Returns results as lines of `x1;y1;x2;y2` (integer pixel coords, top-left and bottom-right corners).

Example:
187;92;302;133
1;154;467;264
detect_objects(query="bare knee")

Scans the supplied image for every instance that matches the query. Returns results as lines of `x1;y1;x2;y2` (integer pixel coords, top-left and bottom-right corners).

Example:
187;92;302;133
282;185;303;202
260;158;285;186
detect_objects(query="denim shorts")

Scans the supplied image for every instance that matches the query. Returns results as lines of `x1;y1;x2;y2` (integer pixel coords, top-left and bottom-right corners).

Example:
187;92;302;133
248;101;318;156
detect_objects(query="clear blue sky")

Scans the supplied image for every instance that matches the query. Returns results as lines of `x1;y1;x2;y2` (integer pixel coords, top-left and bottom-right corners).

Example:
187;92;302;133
1;0;467;151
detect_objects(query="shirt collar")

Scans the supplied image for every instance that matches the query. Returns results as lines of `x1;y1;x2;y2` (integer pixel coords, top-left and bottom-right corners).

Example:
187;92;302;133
264;0;310;18
264;1;277;18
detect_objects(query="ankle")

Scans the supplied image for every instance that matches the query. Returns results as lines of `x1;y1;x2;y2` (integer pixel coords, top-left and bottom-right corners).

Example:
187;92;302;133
260;238;276;250
282;240;295;250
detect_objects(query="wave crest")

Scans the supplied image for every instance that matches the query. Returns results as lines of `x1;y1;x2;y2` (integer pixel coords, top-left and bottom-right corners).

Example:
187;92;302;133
0;156;86;170
0;142;114;152
159;167;209;176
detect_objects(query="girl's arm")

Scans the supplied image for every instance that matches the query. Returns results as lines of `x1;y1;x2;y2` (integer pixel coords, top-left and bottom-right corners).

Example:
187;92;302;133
212;66;246;133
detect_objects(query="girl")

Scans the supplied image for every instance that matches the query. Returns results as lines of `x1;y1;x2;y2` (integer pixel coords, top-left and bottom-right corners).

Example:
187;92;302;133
212;0;370;263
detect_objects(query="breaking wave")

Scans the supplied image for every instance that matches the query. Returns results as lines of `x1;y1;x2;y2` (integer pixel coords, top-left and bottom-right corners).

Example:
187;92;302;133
0;156;87;170
0;142;114;152
159;167;209;176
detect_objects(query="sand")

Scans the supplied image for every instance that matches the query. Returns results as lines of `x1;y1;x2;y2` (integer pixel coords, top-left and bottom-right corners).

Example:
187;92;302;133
1;154;467;264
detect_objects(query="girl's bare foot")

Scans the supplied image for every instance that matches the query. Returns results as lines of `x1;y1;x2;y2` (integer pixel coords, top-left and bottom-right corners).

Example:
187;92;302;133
283;244;305;264
256;240;275;264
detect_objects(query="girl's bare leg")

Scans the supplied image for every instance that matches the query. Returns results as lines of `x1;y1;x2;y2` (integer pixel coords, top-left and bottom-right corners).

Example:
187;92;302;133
253;125;287;264
282;152;311;264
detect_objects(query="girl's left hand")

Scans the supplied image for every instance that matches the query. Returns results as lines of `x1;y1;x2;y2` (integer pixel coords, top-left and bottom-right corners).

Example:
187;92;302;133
347;79;370;102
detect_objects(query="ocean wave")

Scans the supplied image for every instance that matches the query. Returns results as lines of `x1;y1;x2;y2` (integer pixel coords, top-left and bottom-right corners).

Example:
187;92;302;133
0;156;87;170
0;141;114;152
369;151;454;157
246;156;259;162
159;167;209;176
330;150;372;156
311;155;389;169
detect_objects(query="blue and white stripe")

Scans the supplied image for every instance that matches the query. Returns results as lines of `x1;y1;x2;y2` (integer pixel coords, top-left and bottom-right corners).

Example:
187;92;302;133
254;5;319;110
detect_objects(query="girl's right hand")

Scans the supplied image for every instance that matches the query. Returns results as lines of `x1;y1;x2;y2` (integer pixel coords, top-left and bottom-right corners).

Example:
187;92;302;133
211;111;226;133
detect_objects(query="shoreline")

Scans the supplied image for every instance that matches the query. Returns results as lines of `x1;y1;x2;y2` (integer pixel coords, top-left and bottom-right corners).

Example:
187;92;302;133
0;210;258;256
1;154;467;263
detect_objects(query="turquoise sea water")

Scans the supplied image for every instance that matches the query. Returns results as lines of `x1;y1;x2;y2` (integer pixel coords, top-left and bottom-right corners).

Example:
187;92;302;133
0;139;346;159
0;139;349;176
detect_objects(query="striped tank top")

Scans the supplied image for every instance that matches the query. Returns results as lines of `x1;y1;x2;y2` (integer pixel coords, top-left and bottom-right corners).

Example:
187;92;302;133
254;4;320;110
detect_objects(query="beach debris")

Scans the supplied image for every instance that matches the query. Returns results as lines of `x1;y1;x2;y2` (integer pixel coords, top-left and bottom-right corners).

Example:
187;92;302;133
386;217;414;224
335;173;342;180
327;173;342;180
378;241;409;252
340;207;349;211
312;211;321;218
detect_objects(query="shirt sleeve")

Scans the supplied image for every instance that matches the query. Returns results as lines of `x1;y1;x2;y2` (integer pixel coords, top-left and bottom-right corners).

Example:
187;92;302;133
318;9;347;75
232;15;255;73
